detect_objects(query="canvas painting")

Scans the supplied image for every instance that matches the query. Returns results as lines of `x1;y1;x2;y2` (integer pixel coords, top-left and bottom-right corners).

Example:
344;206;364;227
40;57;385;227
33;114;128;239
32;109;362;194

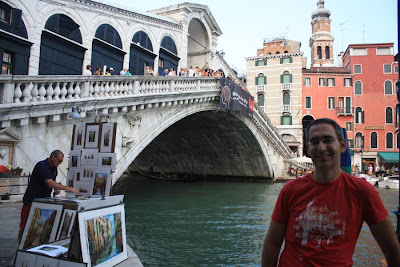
79;205;127;267
92;168;112;197
66;170;80;197
100;123;117;153
57;209;77;240
81;149;98;165
72;123;86;151
85;123;100;149
19;202;63;250
97;153;117;170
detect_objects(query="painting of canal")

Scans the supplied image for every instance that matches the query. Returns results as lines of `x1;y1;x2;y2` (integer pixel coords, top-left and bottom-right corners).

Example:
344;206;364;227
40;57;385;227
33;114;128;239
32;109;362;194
86;212;123;266
23;208;58;249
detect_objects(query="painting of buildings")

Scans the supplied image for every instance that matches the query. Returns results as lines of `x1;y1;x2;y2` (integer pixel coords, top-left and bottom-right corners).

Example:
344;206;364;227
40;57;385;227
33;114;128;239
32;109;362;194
86;212;123;266
23;208;58;249
57;209;76;240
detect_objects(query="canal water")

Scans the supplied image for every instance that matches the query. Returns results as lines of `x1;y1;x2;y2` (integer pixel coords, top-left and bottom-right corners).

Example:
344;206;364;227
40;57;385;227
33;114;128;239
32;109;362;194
113;174;399;266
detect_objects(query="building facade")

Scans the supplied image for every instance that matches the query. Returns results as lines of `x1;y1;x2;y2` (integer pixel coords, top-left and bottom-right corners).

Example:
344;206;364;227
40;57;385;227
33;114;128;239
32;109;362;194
246;38;305;154
342;43;399;170
0;0;244;78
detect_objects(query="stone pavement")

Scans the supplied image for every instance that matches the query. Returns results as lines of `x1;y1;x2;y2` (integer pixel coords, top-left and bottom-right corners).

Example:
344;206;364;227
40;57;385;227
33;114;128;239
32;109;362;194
0;201;143;267
0;202;20;267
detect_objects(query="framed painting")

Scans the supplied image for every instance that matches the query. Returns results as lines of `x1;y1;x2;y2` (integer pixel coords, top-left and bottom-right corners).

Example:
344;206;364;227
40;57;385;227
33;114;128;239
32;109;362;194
79;205;127;267
68;150;81;170
75;181;94;198
92;168;112;197
80;165;97;181
97;153;117;170
57;209;77;240
71;123;86;151
84;123;100;149
66;170;80;197
81;149;98;165
19;202;63;250
100;123;117;153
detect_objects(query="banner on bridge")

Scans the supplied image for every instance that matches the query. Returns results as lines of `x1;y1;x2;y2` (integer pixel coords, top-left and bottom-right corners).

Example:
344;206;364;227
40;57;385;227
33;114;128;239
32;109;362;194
219;78;254;118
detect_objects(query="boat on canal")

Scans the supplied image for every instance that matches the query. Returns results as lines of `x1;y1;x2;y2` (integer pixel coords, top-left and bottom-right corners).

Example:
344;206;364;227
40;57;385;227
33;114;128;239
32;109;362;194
137;169;202;182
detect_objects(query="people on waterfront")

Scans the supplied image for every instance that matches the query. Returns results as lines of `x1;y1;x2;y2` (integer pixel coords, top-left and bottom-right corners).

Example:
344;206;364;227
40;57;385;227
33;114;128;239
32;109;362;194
261;118;400;267
367;163;373;176
375;163;380;177
161;69;169;76
120;68;128;75
380;165;385;177
18;150;79;242
83;64;92;76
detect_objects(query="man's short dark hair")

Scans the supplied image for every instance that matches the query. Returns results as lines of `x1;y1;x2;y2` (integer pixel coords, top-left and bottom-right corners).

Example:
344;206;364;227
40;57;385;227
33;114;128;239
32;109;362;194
50;150;64;158
305;118;344;143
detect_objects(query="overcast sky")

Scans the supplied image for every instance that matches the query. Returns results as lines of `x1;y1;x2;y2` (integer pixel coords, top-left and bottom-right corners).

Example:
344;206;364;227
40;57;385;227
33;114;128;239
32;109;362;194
102;0;398;72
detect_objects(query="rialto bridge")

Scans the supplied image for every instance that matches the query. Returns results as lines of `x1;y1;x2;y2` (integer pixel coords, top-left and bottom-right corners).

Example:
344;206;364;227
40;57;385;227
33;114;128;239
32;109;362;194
0;75;292;184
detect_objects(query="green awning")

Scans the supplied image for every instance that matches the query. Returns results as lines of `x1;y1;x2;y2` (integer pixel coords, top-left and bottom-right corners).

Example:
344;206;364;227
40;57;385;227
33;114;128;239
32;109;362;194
378;152;399;163
349;150;354;156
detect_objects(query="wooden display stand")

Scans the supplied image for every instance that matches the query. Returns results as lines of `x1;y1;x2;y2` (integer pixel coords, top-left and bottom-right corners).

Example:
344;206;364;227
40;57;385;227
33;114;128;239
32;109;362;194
15;195;127;267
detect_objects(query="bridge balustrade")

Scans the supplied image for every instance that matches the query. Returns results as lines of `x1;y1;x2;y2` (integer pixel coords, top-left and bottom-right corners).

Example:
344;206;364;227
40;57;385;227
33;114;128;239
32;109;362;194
0;75;221;127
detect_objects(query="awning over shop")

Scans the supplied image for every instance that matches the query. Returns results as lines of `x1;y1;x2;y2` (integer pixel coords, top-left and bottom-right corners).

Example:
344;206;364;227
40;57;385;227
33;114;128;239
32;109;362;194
378;152;399;163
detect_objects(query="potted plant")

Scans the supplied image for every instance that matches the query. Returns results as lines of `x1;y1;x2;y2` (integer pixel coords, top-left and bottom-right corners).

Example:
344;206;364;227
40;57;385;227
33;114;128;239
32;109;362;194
0;165;10;178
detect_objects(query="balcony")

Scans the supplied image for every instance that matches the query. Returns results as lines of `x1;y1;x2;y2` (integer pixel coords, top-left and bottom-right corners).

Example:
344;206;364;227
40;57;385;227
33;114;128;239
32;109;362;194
256;85;265;93
281;83;291;91
336;107;354;116
282;105;291;113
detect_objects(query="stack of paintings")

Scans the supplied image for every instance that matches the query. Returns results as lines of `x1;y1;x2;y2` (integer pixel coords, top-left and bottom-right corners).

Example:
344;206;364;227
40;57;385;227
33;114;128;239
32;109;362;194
67;122;117;198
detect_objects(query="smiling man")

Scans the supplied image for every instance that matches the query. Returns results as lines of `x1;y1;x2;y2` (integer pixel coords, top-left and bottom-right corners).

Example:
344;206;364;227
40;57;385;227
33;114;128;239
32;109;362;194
261;118;400;267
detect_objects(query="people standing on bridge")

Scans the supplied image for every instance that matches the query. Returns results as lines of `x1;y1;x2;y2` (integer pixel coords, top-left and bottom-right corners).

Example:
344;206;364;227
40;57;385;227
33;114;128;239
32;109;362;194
18;150;79;242
188;66;195;76
93;67;101;75
83;64;92;76
161;69;169;76
261;118;400;267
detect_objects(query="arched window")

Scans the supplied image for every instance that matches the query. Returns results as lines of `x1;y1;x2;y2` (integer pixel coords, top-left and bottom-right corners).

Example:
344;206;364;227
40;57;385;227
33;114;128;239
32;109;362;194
384;80;393;94
386;107;393;123
355;107;364;123
325;46;330;59
281;71;292;83
371;132;378;148
256;73;266;85
386;132;393;149
132;31;153;51
283;92;290;105
161;36;177;54
355;132;364;148
317;46;322;59
276;51;280;54
45;14;82;43
354;81;362;95
258;94;264;107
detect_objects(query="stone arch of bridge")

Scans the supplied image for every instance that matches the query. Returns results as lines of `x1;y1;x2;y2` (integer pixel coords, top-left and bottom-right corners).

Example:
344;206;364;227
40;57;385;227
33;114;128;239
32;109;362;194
113;103;275;183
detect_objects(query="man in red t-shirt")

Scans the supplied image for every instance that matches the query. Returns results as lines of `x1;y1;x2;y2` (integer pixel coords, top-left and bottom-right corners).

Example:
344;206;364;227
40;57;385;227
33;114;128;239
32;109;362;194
261;118;400;267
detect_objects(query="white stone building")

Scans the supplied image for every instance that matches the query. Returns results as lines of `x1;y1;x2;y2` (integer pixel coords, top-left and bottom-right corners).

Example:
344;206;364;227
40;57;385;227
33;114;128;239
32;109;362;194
1;0;240;78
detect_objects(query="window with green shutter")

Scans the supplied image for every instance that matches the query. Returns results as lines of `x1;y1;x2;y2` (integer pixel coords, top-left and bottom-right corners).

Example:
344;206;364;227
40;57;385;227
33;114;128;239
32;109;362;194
281;71;292;83
280;57;292;64
256;74;266;85
305;97;312;109
281;116;292;125
255;59;267;66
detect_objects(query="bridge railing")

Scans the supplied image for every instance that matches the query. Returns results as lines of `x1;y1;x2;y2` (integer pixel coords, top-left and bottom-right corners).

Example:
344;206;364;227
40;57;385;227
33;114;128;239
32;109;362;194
0;75;220;104
252;104;292;158
0;75;222;127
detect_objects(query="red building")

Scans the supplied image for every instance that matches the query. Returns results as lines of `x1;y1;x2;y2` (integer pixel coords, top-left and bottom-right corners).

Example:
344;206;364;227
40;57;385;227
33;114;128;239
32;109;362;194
342;43;399;171
302;67;354;155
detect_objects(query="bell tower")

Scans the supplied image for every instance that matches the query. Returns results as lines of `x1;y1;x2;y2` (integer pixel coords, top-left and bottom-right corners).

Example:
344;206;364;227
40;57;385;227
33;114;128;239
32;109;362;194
309;0;334;67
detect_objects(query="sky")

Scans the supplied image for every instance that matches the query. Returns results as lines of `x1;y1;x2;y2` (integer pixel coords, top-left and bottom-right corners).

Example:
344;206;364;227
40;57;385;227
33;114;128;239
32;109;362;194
102;0;398;72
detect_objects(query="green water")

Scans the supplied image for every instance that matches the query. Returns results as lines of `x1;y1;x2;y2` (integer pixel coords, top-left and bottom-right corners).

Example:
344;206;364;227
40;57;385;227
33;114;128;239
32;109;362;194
113;174;399;266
